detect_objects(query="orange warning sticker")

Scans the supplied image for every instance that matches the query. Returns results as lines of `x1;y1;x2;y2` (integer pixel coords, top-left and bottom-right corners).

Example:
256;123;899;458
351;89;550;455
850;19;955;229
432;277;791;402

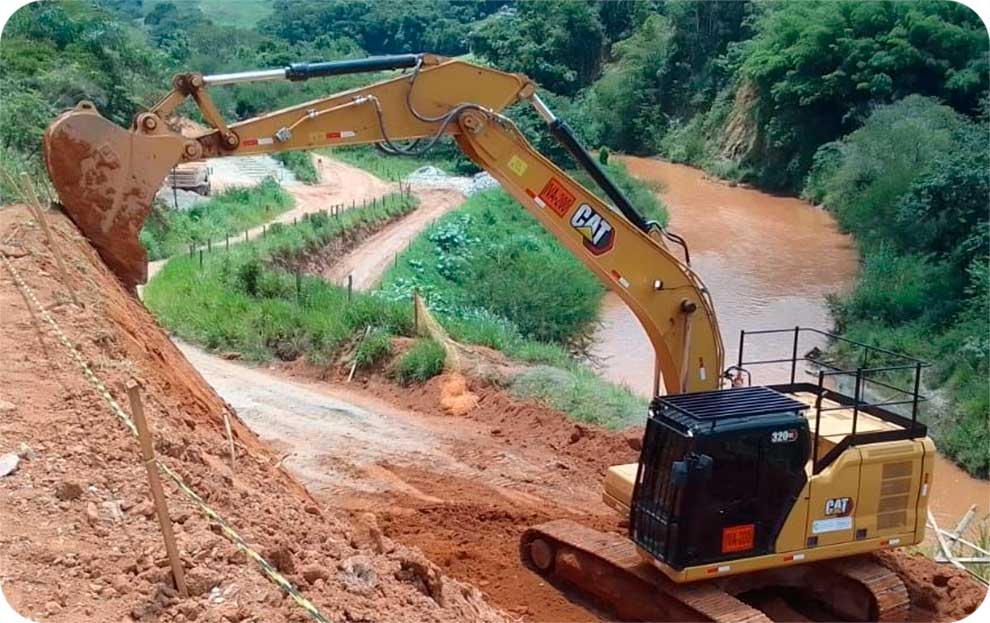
721;524;755;553
538;178;576;217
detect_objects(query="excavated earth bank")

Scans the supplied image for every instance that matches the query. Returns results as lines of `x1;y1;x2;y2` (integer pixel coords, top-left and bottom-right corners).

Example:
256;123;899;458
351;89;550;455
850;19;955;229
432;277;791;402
0;204;506;623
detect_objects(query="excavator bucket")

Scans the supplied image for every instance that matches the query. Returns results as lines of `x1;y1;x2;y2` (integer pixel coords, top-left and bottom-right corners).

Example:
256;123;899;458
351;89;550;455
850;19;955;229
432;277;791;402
44;102;187;290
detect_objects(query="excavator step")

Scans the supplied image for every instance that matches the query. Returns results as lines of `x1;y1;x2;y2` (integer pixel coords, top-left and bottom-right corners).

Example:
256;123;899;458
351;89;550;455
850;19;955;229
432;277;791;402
521;519;911;622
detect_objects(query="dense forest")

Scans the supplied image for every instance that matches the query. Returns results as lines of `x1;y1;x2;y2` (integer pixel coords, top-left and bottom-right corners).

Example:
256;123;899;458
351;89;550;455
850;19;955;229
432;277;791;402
1;0;987;474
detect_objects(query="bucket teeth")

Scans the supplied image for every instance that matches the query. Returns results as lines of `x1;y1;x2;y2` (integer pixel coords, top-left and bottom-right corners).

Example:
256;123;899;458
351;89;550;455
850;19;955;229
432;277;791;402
43;103;186;290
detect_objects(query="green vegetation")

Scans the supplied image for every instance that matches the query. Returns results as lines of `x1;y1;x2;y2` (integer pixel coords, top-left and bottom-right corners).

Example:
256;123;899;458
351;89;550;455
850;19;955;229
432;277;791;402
5;1;987;469
262;1;505;57
324;145;468;181
352;327;393;370
145;192;417;363
148;0;273;27
140;179;292;260
510;366;647;429
381;189;604;344
804;96;989;476
377;187;652;428
272;151;319;184
394;339;446;385
577;1;987;191
1;1;169;202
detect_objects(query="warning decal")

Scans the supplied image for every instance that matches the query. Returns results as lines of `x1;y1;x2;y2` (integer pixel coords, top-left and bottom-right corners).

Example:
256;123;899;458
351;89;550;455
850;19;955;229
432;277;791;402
537;178;576;217
721;524;755;553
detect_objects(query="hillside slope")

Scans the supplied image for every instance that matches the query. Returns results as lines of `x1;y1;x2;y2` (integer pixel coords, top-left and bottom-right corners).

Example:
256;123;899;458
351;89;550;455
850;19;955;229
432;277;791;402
0;203;505;623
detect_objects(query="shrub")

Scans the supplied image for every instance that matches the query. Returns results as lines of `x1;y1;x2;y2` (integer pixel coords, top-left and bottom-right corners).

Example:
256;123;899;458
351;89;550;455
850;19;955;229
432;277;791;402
393;339;446;385
352;327;393;369
273;151;319;184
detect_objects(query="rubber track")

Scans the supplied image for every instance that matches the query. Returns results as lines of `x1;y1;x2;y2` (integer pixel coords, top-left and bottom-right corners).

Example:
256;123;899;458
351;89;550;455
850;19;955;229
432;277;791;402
522;519;772;623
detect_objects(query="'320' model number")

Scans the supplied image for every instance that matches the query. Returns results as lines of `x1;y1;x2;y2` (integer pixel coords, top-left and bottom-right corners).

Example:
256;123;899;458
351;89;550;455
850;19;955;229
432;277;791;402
770;429;798;443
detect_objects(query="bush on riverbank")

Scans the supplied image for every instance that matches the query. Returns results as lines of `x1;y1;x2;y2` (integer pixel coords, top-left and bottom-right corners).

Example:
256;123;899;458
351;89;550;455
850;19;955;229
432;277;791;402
806;97;989;477
140;179;293;260
145;192;417;363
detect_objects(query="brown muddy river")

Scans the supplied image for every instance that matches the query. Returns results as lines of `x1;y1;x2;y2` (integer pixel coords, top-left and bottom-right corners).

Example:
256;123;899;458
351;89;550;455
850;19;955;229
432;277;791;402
591;156;988;526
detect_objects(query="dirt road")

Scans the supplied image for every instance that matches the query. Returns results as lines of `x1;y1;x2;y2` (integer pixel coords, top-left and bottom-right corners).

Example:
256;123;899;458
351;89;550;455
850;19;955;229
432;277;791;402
175;341;635;622
320;187;465;290
144;157;394;286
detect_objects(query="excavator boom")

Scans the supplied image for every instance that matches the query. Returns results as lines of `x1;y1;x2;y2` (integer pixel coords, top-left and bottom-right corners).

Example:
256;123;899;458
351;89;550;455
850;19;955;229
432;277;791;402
44;53;722;395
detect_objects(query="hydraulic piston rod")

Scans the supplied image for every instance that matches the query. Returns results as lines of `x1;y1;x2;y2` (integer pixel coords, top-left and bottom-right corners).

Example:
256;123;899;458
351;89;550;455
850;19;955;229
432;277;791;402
203;54;425;86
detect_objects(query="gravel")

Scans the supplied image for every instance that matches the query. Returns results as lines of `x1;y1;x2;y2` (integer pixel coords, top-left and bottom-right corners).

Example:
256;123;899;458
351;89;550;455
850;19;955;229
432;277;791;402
404;166;500;196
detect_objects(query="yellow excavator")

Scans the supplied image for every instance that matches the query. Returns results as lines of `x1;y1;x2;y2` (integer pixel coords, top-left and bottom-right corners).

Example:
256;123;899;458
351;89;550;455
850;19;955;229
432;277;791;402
44;54;935;622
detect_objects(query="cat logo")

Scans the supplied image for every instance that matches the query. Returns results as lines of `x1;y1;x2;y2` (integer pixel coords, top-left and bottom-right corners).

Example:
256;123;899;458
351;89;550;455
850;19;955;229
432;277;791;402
570;204;614;255
825;497;853;517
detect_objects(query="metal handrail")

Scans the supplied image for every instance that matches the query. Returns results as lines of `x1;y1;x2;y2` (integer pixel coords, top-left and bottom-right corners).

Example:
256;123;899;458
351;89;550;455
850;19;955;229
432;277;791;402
733;327;928;474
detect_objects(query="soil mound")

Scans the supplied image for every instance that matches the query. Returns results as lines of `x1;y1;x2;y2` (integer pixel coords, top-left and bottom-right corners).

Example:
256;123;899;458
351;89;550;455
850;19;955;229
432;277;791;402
0;204;507;622
438;373;479;416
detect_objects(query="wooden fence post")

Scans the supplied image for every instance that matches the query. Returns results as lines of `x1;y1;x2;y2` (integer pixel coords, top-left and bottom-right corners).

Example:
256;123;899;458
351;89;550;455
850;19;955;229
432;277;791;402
127;381;188;598
413;290;419;334
347;275;353;303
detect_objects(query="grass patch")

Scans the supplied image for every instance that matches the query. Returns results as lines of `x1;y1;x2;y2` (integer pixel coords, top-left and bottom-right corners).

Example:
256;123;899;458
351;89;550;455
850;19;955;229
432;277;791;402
140;179;292;260
322;144;466;181
145;191;418;365
393;338;446;385
273;151;319;184
352;327;393;370
510;365;647;428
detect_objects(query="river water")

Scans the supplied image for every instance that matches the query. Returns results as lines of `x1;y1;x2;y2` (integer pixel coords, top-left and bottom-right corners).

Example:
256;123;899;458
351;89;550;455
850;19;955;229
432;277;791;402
590;156;988;527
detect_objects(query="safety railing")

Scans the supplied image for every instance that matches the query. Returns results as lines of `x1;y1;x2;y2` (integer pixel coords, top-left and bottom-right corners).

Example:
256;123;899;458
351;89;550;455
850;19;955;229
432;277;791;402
730;327;929;474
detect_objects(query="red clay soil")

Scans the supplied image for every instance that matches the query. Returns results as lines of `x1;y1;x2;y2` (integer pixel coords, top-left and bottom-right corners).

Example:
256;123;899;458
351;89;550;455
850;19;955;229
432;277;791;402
328;374;637;623
875;550;987;621
0;204;507;623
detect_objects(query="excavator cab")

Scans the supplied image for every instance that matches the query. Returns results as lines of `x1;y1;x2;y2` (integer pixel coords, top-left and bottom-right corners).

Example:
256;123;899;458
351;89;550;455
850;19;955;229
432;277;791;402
631;387;811;570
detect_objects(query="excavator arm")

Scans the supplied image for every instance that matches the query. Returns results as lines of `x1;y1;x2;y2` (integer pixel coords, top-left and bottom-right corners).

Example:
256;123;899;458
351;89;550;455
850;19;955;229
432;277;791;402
43;54;723;394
